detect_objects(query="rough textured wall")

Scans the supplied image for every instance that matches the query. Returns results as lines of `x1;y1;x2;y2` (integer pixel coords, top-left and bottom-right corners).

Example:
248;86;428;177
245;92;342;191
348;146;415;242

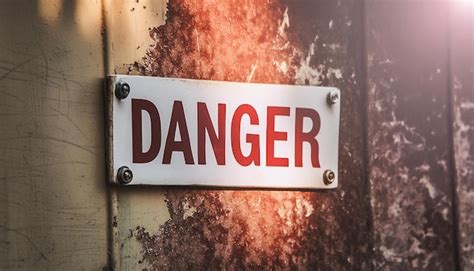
1;0;470;270
125;0;372;269
366;1;458;270
450;2;474;270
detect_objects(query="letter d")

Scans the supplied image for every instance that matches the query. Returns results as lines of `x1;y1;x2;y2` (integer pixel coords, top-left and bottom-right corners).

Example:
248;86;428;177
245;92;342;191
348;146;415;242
132;99;161;163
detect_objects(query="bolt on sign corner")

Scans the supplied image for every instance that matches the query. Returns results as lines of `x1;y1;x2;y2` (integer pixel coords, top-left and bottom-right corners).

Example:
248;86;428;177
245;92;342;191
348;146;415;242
106;75;341;189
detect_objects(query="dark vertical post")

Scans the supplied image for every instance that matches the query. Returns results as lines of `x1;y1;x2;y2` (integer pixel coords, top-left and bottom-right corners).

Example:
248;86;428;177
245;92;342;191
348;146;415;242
449;2;474;270
366;1;458;269
281;1;373;268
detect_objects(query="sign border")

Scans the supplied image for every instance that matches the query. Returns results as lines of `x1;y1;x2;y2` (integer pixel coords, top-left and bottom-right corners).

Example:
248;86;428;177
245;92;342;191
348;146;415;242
105;75;340;189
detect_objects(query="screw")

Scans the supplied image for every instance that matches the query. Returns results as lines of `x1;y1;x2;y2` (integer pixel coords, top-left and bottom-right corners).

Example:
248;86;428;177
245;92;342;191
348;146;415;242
115;81;130;100
323;169;336;185
117;166;133;184
327;90;340;105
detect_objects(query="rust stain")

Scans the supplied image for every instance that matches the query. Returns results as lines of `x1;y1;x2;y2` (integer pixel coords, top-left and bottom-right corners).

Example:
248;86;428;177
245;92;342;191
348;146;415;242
133;0;297;84
130;0;370;269
135;191;318;269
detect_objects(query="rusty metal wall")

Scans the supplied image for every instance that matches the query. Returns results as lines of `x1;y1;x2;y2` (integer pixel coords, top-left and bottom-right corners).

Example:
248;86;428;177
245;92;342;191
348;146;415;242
109;0;372;269
0;0;473;270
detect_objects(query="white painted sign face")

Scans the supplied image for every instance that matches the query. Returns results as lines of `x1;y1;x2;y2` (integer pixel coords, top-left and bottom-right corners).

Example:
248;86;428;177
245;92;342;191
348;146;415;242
106;75;340;189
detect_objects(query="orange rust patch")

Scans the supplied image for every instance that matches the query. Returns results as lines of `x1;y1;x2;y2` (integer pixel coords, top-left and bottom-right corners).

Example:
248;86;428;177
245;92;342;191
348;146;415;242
132;0;371;269
133;0;298;84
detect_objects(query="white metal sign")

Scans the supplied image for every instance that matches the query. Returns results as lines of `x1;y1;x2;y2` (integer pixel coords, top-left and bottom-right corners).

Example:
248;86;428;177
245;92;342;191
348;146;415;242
106;75;340;189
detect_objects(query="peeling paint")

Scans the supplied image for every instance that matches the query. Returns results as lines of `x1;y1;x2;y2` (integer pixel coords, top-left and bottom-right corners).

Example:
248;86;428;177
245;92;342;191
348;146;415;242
130;0;371;269
134;191;320;269
182;199;196;220
133;0;297;84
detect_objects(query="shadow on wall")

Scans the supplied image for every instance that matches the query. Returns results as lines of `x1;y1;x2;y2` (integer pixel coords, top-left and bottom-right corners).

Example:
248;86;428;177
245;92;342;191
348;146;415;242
37;0;101;41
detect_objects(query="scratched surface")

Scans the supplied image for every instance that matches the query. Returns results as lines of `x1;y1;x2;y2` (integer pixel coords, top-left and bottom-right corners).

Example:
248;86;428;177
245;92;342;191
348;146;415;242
0;0;108;270
450;2;474;270
116;0;372;269
1;0;473;270
366;1;458;269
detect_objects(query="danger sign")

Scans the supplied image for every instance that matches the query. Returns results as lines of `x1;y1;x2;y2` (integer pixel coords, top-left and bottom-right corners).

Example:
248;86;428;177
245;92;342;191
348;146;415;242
106;75;340;189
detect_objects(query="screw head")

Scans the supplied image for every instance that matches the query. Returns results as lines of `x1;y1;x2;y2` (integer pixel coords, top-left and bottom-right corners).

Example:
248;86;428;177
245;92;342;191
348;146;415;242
117;166;133;184
327;90;340;105
323;169;336;185
115;81;130;100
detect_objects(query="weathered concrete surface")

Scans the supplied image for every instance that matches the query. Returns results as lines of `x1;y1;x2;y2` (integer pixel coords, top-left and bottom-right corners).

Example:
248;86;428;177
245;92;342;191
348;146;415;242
450;3;474;270
121;0;372;269
366;1;458;269
0;0;108;270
